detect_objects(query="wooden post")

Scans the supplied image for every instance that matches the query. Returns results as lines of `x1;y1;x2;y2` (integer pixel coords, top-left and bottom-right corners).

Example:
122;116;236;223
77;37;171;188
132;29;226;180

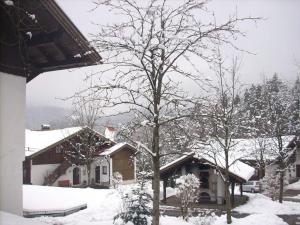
240;183;243;196
163;179;167;203
231;182;235;205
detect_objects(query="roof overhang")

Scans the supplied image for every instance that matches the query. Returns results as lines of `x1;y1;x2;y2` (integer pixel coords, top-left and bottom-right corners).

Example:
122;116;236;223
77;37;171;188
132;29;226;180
0;0;102;82
160;154;248;183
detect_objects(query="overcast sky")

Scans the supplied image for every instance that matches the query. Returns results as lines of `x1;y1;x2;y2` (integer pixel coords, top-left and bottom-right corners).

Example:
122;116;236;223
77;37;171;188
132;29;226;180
26;0;300;108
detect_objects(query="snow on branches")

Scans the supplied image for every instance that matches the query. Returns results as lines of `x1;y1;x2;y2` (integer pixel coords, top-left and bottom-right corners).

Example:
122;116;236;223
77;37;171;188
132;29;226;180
176;174;200;220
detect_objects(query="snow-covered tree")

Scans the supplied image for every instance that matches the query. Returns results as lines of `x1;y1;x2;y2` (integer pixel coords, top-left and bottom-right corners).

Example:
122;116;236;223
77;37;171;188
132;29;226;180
260;74;297;203
176;174;200;221
63;128;112;186
114;172;152;225
262;171;285;201
84;1;259;223
195;52;245;224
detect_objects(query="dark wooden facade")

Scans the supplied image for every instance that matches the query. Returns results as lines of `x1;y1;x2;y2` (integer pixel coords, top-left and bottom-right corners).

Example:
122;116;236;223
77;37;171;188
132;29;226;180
0;0;101;81
160;154;246;204
111;147;135;181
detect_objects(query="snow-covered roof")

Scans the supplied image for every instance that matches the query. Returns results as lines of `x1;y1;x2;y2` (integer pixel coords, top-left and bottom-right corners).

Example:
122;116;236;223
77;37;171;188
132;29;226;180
195;153;255;181
100;142;134;156
25;127;83;156
191;136;295;162
160;151;255;182
160;152;194;171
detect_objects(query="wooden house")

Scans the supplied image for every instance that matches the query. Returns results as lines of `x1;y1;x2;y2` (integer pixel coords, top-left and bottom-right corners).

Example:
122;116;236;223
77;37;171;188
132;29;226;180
160;152;255;205
23;127;136;187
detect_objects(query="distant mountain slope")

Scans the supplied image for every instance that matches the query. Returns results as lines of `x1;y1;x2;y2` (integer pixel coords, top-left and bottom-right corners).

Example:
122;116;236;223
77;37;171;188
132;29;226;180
26;105;71;130
26;105;133;131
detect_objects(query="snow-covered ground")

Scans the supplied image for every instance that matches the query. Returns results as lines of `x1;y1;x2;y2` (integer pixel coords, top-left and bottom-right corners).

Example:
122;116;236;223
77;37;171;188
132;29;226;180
285;180;300;190
235;193;300;214
0;211;48;225
2;185;299;225
23;185;87;211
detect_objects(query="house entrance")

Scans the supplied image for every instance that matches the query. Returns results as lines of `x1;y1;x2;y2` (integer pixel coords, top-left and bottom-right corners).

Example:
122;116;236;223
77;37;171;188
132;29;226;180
296;165;300;177
95;166;100;183
73;167;80;185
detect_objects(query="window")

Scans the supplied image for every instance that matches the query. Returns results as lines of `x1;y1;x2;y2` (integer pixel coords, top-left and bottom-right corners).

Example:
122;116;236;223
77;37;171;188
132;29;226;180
102;166;108;175
199;171;209;189
95;166;100;183
55;146;62;154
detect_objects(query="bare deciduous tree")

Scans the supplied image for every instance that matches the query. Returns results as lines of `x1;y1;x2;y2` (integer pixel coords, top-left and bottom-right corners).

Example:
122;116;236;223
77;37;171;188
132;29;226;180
85;1;259;224
198;51;244;224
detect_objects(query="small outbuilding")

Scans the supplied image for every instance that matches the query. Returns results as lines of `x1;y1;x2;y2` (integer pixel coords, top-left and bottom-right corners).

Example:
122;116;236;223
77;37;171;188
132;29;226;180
160;152;255;205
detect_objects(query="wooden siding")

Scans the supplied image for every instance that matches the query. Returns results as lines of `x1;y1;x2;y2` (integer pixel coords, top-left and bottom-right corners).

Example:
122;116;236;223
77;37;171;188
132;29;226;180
32;146;64;165
112;147;134;181
31;130;111;165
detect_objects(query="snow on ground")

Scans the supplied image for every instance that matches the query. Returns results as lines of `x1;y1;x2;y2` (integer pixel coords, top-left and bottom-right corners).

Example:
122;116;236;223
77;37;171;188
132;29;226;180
19;185;300;225
285;180;300;190
23;185;87;211
25;185;122;225
211;214;287;225
0;211;48;225
235;193;300;214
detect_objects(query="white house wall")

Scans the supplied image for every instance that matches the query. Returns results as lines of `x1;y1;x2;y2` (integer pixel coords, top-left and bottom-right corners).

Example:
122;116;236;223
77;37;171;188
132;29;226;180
91;157;110;184
31;164;60;185
54;157;111;186
217;175;225;204
54;165;87;186
0;73;26;215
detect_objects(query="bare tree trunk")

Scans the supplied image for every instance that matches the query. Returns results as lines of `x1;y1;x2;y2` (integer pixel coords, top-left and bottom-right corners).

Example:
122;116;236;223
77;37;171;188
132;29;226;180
279;169;284;203
87;163;91;187
152;126;160;225
152;90;160;225
225;173;232;224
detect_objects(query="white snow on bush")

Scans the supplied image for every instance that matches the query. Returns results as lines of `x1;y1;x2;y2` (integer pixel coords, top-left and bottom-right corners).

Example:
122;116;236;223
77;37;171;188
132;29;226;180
212;214;287;225
235;193;300;215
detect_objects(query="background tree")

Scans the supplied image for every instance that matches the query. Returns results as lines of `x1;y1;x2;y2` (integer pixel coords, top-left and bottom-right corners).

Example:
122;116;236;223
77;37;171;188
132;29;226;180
259;74;296;203
63;89;111;187
196;52;245;224
87;1;259;224
63;127;111;186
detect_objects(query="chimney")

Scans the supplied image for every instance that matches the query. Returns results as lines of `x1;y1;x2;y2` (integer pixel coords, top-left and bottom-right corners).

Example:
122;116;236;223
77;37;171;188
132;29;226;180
105;126;117;141
41;124;50;131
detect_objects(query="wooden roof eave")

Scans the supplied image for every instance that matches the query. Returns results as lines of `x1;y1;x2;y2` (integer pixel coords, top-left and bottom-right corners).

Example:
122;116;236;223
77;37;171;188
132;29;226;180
40;0;101;62
160;155;247;183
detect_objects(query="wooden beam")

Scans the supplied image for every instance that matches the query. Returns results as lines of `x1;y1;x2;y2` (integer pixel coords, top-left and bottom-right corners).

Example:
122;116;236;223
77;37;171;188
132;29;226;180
240;183;243;196
162;179;167;203
231;182;235;205
27;29;63;47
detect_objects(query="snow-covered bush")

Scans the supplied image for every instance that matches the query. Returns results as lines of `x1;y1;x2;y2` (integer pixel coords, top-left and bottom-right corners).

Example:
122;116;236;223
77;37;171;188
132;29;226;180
114;174;152;225
262;172;280;200
112;172;123;189
191;210;217;225
176;174;200;220
263;171;288;201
